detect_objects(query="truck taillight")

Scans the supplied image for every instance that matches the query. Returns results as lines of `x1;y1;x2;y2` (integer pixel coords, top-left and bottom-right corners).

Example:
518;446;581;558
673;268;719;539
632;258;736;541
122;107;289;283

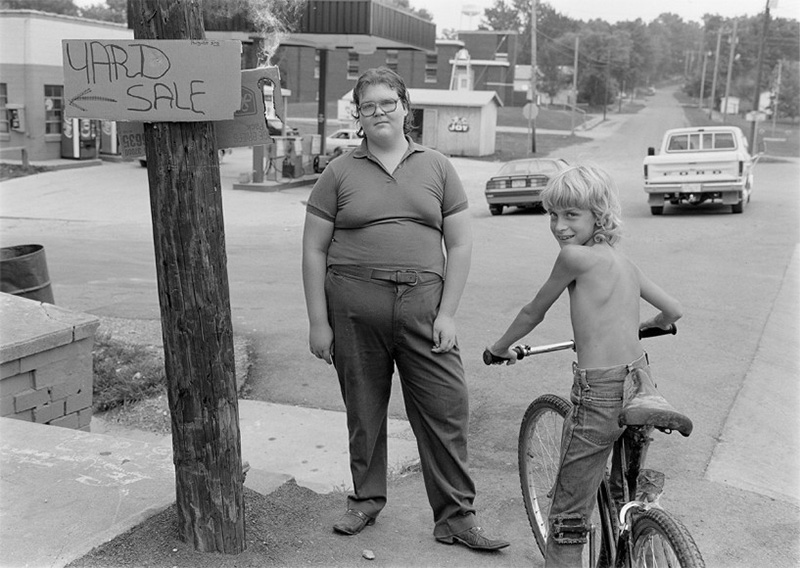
738;161;743;176
643;165;648;180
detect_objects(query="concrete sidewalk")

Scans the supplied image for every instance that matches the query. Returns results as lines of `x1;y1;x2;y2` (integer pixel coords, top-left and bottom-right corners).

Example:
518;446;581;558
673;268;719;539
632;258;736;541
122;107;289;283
0;400;420;568
705;245;800;506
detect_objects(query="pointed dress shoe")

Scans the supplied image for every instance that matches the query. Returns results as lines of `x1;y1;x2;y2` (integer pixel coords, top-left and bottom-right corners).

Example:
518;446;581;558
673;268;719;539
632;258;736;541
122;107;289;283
333;509;375;535
436;526;510;551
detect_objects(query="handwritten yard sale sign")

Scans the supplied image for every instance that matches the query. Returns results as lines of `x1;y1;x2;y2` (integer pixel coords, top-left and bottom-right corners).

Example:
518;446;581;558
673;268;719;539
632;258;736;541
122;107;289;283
62;39;241;122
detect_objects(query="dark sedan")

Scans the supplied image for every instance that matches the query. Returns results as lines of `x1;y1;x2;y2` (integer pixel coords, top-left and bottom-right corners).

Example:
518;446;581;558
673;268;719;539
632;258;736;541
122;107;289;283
484;158;569;215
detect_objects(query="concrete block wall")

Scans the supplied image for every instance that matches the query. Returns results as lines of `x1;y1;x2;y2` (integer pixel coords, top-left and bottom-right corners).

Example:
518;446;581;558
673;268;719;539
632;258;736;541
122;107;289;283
0;293;100;430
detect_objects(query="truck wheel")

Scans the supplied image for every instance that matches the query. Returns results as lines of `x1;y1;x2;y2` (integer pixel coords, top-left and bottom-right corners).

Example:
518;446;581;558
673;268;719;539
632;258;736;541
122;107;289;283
650;206;664;216
731;201;744;214
490;205;504;216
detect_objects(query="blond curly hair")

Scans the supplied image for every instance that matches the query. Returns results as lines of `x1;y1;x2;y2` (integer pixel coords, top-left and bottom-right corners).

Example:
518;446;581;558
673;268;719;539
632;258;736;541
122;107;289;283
541;164;623;245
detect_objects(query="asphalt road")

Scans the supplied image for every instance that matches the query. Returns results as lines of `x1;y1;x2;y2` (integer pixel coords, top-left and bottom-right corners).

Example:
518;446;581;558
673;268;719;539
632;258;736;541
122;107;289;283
1;87;798;566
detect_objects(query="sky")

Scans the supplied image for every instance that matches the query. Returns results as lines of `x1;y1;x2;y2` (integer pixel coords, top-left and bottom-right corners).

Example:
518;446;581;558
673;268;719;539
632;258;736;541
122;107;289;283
424;0;800;31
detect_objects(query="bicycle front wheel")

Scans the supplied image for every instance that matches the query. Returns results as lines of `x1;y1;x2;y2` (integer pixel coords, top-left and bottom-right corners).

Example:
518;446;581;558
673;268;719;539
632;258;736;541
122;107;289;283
519;394;570;554
519;394;617;565
630;508;705;568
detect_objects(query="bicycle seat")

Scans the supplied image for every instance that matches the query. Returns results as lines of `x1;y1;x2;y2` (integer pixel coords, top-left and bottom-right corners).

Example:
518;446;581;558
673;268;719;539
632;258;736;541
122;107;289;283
618;368;693;437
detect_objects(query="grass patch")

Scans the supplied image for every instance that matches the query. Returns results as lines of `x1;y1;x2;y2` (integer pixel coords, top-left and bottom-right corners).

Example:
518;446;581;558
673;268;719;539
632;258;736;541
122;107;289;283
674;90;799;159
92;332;166;412
0;163;51;181
472;131;593;162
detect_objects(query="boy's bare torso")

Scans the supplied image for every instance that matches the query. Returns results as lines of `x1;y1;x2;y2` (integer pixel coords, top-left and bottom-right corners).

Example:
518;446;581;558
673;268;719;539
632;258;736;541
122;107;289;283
566;242;643;369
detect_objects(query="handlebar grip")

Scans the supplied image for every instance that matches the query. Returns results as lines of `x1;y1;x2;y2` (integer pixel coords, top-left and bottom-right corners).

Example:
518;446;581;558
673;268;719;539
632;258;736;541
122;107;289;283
638;323;677;339
482;346;525;365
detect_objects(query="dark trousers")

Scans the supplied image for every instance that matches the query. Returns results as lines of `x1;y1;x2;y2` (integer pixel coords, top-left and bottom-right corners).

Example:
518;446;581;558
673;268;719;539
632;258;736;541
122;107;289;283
325;267;477;538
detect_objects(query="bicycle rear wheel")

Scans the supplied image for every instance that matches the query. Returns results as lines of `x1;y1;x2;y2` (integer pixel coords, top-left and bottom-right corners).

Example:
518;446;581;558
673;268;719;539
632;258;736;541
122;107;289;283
630;508;705;568
518;394;617;565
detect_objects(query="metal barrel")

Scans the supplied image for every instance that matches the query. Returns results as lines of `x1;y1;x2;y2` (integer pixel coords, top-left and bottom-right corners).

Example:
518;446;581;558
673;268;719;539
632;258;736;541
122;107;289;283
0;244;55;304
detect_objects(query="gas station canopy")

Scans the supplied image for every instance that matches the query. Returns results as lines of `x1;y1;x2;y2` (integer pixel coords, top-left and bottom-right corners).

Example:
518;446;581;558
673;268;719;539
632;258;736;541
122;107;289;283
203;0;436;53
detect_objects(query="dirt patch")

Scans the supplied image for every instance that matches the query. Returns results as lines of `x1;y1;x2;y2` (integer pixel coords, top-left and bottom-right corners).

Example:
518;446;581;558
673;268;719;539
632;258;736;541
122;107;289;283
66;482;350;568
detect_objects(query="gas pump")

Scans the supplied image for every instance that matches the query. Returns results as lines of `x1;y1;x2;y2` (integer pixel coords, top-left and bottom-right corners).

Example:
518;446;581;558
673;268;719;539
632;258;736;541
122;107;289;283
61;118;98;159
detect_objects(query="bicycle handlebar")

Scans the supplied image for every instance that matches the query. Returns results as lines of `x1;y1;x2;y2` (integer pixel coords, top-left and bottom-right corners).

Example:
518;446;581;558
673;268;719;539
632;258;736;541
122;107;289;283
482;324;677;365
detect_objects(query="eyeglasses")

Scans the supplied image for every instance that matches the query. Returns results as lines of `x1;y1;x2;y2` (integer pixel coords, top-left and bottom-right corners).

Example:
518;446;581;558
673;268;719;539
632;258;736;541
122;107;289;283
357;99;400;117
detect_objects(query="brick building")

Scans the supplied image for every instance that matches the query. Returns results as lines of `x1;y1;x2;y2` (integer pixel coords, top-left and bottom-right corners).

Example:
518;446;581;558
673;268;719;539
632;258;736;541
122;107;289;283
272;30;518;106
0;10;131;161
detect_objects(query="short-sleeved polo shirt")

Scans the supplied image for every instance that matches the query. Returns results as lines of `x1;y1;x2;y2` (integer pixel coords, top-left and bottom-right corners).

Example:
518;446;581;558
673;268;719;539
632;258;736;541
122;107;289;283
306;138;468;275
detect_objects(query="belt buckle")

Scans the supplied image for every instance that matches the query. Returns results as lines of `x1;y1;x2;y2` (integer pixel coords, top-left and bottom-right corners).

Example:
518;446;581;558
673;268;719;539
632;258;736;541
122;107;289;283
395;270;418;285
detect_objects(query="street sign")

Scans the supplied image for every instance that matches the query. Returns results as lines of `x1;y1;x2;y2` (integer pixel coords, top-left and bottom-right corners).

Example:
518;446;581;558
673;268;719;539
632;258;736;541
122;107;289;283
523;103;539;120
117;67;282;158
746;110;768;122
216;67;281;149
62;39;241;122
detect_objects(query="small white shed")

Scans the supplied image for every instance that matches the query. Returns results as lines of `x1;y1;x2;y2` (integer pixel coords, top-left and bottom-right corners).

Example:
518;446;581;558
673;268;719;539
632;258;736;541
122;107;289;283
339;88;502;157
720;96;740;115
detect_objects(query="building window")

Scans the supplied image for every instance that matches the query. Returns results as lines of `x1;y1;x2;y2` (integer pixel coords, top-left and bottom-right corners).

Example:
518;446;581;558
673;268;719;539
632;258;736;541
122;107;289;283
347;52;360;80
385;50;398;72
425;53;438;83
0;84;8;134
44;84;63;135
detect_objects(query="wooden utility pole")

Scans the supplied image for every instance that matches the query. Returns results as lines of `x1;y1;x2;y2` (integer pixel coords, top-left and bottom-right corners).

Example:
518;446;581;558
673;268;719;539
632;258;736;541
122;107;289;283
750;0;772;150
129;0;245;553
529;0;537;154
771;59;782;136
570;35;579;135
709;27;723;118
699;50;710;110
722;20;739;124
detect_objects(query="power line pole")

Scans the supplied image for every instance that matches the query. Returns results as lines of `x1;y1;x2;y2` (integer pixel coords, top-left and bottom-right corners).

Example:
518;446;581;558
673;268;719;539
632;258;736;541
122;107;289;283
129;0;246;553
603;48;610;121
529;0;537;154
722;19;739;123
570;35;579;135
772;58;782;136
709;27;723;119
750;0;772;150
699;50;710;109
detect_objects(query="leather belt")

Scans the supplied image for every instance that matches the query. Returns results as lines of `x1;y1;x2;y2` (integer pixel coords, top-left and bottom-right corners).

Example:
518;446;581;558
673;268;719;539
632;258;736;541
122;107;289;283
330;265;441;286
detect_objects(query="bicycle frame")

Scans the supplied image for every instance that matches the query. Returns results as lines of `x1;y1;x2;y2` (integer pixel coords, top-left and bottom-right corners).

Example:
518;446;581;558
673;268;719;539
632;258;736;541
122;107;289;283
613;426;658;568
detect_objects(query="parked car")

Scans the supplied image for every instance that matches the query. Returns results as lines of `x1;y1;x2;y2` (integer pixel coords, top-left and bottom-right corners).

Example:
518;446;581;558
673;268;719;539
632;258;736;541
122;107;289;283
484;158;569;216
266;116;298;137
325;129;361;155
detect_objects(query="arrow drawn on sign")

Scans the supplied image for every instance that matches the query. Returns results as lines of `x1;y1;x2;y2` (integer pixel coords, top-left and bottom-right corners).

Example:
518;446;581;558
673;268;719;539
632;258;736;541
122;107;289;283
69;88;118;112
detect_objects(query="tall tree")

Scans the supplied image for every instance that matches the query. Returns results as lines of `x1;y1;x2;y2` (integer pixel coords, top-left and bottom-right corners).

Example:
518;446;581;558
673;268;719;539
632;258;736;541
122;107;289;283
482;0;523;33
387;0;432;21
80;0;126;23
773;59;799;120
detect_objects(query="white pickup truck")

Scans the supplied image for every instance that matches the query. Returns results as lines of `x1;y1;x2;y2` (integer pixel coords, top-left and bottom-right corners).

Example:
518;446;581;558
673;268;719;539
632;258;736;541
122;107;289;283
643;126;757;215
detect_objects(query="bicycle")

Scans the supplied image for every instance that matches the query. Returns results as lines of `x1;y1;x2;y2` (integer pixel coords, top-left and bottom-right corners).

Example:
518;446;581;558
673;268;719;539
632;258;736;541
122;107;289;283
484;326;705;568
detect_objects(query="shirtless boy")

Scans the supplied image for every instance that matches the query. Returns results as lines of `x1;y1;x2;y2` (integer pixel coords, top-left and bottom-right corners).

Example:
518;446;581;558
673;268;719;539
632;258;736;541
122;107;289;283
486;164;683;567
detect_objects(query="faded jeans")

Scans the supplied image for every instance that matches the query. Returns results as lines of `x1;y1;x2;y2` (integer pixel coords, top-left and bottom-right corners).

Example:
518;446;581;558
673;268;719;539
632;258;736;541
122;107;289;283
545;353;650;568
